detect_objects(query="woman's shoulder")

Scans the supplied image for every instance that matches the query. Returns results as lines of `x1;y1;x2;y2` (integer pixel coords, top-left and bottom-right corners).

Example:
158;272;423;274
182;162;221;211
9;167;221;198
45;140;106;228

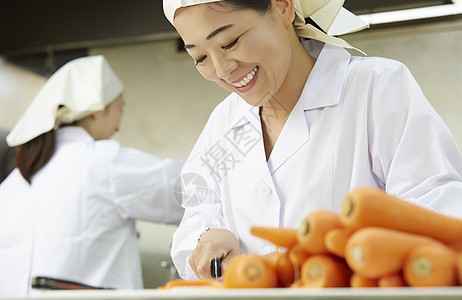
0;168;28;190
91;139;122;161
210;93;243;117
184;93;249;162
348;55;410;78
203;93;246;132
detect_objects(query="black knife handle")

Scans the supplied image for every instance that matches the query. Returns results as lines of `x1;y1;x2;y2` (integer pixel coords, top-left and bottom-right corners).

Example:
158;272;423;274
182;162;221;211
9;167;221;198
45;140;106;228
211;258;222;278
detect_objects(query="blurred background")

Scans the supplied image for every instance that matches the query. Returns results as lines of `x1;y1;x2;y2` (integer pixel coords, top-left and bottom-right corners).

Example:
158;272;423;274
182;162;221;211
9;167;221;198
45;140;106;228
1;0;461;288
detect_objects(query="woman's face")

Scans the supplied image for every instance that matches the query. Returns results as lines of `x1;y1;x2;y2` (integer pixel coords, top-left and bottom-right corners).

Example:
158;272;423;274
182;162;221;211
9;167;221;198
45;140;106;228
93;95;125;140
174;0;294;107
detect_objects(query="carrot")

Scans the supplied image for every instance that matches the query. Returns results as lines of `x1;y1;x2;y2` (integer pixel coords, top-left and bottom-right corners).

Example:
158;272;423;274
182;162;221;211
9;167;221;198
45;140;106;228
284;245;311;285
288;244;310;271
158;279;222;289
275;251;296;287
251;226;298;249
299;254;351;288
447;241;462;252
340;187;462;244
261;251;279;269
350;273;378;288
403;244;458;287
378;273;406;288
457;252;462;285
345;227;441;278
324;228;353;258
290;280;305;288
297;211;343;254
262;247;310;287
223;254;278;288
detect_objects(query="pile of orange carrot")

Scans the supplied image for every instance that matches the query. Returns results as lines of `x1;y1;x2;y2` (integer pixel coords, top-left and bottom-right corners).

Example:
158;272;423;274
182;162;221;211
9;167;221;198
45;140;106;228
159;187;462;289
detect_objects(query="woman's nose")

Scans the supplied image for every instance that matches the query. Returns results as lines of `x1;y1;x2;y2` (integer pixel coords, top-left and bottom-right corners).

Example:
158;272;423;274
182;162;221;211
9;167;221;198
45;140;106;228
215;57;237;79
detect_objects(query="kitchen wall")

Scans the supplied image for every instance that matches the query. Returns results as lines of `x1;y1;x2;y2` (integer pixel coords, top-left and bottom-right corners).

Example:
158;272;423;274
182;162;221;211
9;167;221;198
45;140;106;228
0;58;46;131
1;17;461;288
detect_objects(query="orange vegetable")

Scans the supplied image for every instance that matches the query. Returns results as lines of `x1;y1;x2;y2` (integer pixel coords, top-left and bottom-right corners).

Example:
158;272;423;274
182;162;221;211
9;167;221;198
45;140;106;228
324;228;353;258
261;251;279;269
378;273;406;288
403;244;458;287
250;226;298;249
299;255;351;288
223;254;278;288
345;227;441;278
340;187;462;244
447;241;462;252
288;244;310;272
290;280;305;288
261;251;294;287
275;251;296;287
350;274;378;288
297;211;343;254
457;252;462;285
158;279;222;289
262;247;310;287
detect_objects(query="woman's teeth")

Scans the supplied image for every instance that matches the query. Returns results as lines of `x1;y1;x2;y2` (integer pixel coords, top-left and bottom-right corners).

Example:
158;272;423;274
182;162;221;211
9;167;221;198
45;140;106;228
233;67;258;88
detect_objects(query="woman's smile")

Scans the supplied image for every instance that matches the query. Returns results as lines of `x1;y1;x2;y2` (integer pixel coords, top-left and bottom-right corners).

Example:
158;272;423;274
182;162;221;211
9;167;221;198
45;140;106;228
231;66;259;92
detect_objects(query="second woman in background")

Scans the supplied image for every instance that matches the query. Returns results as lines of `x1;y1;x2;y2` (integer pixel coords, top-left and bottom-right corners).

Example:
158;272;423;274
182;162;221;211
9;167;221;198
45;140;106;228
0;55;184;297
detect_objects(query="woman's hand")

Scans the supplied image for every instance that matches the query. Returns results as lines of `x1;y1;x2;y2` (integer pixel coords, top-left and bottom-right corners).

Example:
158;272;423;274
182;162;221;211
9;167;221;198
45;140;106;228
189;228;240;280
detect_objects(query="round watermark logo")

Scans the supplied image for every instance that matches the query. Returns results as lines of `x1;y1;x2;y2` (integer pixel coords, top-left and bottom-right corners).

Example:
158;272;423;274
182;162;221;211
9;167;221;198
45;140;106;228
173;173;209;207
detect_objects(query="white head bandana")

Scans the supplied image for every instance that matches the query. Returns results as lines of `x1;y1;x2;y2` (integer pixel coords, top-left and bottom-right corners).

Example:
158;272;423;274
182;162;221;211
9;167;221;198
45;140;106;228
163;0;369;53
7;55;123;147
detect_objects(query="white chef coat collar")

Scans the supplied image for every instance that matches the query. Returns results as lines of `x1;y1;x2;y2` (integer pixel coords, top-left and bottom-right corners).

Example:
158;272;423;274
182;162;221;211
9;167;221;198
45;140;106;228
301;40;351;111
55;126;95;144
229;99;260;130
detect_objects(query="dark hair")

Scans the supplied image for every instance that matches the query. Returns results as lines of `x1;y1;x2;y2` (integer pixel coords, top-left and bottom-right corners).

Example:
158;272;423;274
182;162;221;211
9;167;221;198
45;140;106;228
218;0;270;13
15;130;56;184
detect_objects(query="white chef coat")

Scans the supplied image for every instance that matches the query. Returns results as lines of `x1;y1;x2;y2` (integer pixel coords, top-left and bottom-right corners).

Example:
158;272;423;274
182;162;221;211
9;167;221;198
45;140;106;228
171;40;462;279
0;126;184;298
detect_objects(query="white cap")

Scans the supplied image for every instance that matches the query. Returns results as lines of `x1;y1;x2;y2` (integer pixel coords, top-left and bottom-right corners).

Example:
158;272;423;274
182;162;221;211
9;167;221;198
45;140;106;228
7;55;123;147
163;0;369;53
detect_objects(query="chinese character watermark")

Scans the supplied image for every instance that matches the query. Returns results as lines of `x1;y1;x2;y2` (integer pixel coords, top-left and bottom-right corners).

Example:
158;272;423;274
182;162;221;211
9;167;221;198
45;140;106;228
225;117;261;157
200;141;240;182
198;92;290;183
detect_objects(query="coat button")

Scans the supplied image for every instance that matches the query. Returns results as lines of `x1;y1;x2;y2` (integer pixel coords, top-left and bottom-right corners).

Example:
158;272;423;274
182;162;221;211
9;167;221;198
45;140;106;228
257;182;272;198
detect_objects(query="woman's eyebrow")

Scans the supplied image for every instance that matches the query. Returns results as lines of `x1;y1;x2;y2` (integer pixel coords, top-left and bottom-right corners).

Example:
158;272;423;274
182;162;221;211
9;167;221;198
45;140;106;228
184;24;235;49
206;24;234;40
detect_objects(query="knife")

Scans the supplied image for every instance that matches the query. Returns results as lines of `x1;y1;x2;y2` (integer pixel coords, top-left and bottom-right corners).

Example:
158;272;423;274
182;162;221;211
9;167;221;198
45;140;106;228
211;257;222;278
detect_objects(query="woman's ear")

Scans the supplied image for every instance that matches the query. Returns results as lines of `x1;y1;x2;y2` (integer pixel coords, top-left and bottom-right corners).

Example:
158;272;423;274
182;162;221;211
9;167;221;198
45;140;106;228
87;112;98;120
84;111;102;123
272;0;295;26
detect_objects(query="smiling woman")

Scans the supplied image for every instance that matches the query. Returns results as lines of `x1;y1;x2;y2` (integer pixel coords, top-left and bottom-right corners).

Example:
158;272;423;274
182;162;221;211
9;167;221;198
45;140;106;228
173;1;307;109
163;0;462;281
